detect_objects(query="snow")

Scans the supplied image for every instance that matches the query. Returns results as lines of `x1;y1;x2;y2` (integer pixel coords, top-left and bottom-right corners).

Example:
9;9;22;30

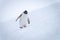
0;0;60;40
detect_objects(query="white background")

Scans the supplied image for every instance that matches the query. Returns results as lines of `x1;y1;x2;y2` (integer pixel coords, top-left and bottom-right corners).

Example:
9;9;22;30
0;0;60;40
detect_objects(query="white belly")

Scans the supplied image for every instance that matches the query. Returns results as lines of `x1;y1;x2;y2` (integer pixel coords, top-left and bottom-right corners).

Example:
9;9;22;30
19;14;28;26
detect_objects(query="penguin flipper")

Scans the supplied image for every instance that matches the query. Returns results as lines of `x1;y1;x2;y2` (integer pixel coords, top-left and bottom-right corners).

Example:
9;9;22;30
16;14;22;21
27;18;30;24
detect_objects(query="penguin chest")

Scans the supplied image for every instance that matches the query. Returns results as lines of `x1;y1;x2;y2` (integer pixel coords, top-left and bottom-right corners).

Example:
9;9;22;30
19;14;28;25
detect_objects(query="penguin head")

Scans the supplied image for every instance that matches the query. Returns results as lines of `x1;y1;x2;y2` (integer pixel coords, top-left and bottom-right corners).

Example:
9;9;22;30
23;10;28;14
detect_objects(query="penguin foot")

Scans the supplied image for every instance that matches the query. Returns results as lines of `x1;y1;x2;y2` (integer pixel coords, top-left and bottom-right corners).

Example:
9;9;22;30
19;27;23;29
24;25;26;28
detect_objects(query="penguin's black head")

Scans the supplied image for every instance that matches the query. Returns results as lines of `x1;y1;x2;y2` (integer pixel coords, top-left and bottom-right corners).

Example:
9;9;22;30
23;10;28;14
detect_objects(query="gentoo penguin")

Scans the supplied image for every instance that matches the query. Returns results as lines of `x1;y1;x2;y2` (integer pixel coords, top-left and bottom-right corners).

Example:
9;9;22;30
16;10;30;29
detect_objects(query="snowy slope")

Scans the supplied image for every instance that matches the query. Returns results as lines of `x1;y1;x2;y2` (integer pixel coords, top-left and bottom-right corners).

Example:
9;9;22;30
0;2;60;40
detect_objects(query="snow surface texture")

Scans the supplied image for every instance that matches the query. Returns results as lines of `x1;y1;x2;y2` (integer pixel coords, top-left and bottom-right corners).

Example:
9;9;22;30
0;0;60;40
